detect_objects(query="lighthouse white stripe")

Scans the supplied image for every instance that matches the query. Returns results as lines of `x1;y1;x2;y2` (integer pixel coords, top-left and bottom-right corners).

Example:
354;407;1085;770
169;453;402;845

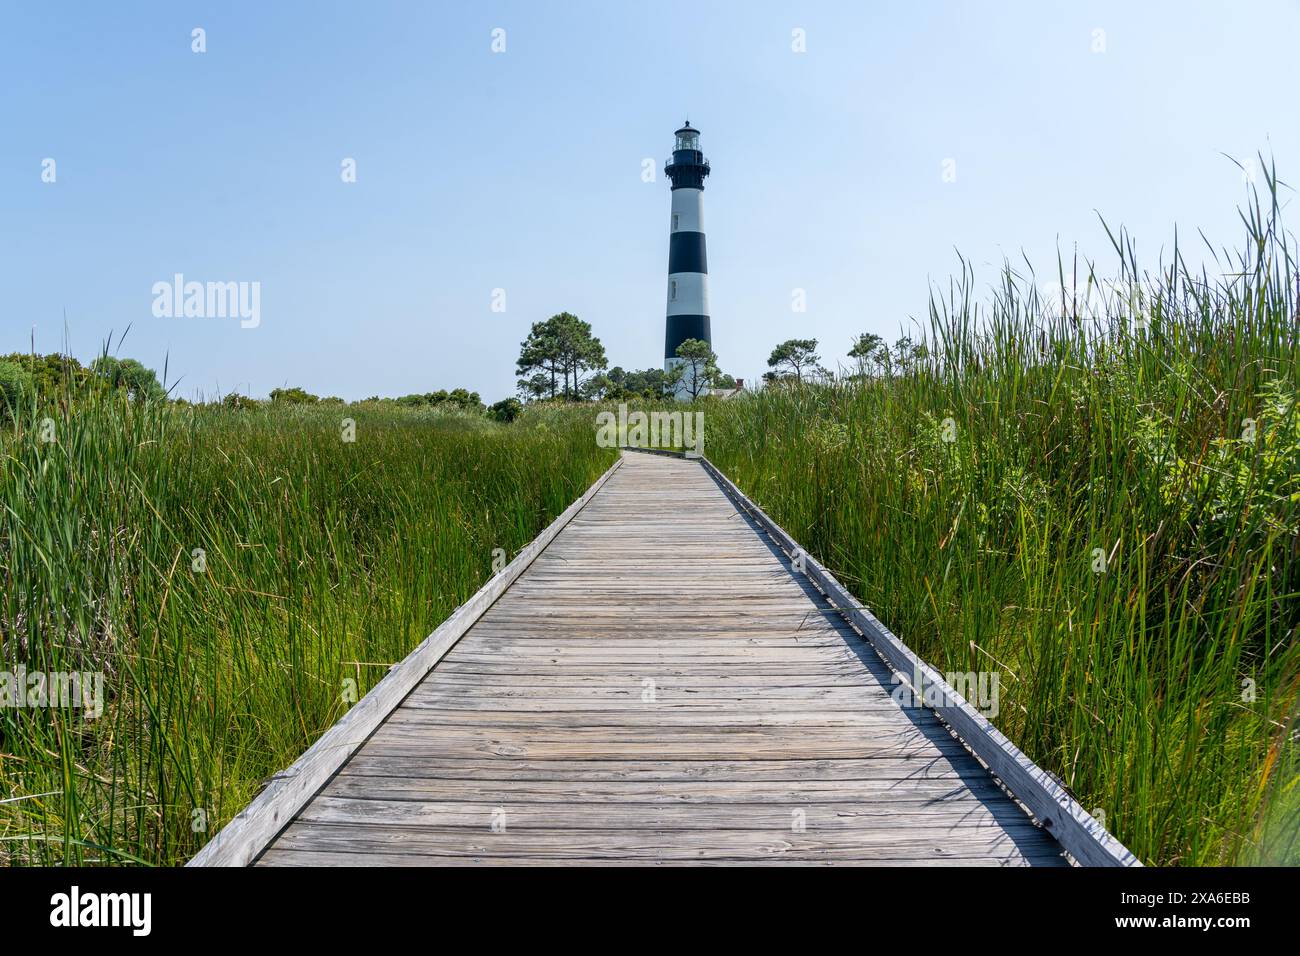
666;272;710;316
670;187;704;233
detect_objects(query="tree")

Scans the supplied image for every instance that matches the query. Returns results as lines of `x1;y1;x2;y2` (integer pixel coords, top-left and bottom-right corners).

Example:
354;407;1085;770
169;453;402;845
601;367;629;399
0;359;34;422
516;312;607;400
582;374;613;401
617;367;672;400
392;389;484;412
222;392;260;410
90;356;165;401
487;397;523;423
516;321;563;399
1;352;88;397
672;338;720;400
644;368;673;399
269;386;319;404
767;338;820;382
892;336;927;373
444;387;484;412
518;372;553;402
551;312;606;399
848;333;886;376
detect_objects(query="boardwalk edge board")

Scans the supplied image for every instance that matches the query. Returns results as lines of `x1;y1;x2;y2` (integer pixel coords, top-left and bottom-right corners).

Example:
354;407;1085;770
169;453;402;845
695;453;1142;868
187;455;625;867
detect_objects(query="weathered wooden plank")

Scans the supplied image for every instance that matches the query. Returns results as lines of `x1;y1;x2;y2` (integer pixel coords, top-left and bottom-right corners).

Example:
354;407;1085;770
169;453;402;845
698;455;1141;868
239;450;1089;867
258;848;1048;867
335;755;984;782
297;796;1051;832
438;667;872;681
353;730;983;761
312;777;1024;806
400;698;914;712
382;711;944;730
260;822;1066;864
186;455;624;866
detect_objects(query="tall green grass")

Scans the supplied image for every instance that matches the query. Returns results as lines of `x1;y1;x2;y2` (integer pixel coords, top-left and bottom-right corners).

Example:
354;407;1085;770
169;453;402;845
4;184;1296;869
705;175;1299;865
0;396;613;864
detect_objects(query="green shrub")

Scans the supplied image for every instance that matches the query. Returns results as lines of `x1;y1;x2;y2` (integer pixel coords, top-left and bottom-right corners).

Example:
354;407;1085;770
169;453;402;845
0;359;33;421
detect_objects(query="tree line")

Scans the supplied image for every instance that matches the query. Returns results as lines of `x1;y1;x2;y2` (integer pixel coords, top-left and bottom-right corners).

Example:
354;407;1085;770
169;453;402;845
0;351;524;424
513;312;932;400
515;312;736;402
0;352;168;420
763;333;930;383
1;322;928;426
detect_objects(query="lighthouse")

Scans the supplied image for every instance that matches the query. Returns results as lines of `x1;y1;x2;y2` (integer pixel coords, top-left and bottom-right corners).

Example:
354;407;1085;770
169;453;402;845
663;121;711;399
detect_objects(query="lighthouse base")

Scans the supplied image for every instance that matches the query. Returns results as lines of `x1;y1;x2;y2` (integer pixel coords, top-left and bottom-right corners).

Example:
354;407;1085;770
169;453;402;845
664;356;699;402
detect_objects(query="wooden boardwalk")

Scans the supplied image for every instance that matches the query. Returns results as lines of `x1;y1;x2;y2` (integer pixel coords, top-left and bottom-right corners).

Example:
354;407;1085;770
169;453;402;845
244;451;1077;866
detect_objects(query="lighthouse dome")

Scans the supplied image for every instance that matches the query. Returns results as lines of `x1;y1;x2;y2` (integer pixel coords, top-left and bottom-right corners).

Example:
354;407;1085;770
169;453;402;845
666;121;710;190
674;122;700;151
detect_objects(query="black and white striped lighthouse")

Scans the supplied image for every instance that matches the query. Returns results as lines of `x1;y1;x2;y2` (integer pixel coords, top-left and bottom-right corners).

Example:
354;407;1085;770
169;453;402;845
664;121;711;398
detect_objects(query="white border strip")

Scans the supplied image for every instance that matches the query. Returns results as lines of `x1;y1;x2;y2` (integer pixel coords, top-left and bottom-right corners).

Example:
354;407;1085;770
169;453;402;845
698;454;1140;868
188;455;625;866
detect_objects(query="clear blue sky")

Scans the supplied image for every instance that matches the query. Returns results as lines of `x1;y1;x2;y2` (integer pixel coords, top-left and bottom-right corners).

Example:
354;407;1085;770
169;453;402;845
4;1;1297;402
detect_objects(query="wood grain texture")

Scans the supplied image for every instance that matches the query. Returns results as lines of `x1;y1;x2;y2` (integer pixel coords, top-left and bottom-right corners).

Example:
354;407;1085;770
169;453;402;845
247;451;1085;866
186;455;625;866
698;454;1141;868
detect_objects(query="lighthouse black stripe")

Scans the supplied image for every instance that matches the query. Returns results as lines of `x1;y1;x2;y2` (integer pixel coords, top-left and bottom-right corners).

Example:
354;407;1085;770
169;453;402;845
668;232;708;275
665;315;711;358
666;149;710;190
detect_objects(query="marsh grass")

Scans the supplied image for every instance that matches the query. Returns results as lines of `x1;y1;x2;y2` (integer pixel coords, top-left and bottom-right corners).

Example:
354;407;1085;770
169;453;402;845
0;395;613;864
4;176;1297;867
705;173;1299;865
